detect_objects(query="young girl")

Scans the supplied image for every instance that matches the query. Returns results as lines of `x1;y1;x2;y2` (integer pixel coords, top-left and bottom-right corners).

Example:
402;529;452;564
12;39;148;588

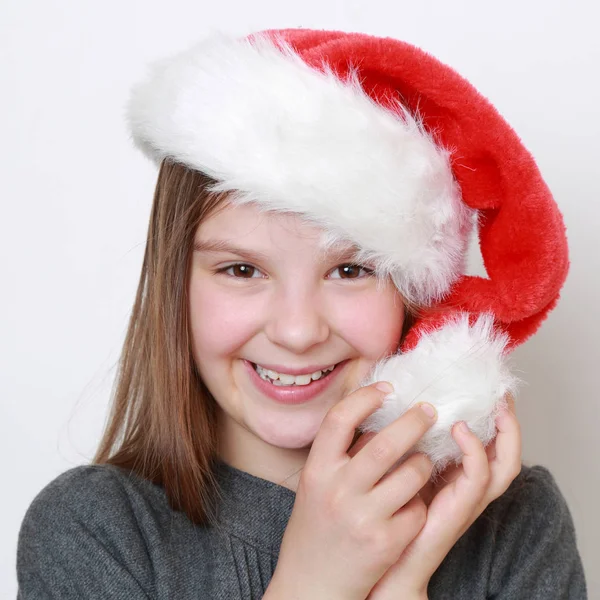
17;29;587;599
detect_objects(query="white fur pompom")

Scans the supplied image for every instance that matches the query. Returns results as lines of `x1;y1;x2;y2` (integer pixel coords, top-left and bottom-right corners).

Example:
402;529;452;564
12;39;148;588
357;313;519;474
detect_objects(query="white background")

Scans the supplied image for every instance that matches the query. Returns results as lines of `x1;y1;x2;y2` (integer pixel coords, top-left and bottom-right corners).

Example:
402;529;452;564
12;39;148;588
1;0;598;597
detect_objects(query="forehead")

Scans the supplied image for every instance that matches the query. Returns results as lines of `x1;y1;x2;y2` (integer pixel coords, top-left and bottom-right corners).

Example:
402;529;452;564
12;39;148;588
196;201;358;256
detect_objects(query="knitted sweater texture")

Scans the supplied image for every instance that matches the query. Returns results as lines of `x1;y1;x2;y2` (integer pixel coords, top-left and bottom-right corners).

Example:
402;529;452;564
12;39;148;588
16;461;587;599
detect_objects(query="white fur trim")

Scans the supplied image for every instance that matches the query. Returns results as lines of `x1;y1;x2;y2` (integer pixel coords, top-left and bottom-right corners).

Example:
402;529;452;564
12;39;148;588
358;313;518;473
127;32;474;305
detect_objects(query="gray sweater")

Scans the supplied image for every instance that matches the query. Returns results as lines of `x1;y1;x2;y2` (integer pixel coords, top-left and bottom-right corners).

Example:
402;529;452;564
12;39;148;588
16;461;587;599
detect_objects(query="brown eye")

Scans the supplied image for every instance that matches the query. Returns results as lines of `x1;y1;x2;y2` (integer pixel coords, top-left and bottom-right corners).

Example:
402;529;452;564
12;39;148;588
334;264;373;279
219;264;260;278
232;264;255;278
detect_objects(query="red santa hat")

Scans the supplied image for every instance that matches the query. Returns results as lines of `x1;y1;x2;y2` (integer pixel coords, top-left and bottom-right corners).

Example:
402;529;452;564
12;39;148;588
127;29;569;470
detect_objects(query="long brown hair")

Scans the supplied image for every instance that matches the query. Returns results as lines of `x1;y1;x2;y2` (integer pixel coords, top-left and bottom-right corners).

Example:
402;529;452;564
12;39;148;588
93;159;417;526
93;159;229;526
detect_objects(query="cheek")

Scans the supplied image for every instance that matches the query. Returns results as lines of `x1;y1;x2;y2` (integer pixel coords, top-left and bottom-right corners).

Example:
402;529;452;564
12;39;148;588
333;289;404;357
188;280;259;358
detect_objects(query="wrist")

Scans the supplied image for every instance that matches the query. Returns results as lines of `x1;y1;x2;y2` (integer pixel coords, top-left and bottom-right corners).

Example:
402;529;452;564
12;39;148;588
409;589;428;600
397;592;427;600
265;571;366;600
264;573;336;600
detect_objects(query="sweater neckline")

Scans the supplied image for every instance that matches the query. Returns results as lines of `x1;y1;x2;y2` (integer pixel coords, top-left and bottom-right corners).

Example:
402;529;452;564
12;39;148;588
212;459;297;554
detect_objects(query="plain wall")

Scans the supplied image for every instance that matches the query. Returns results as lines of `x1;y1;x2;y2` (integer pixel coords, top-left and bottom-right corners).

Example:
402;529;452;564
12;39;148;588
1;0;598;597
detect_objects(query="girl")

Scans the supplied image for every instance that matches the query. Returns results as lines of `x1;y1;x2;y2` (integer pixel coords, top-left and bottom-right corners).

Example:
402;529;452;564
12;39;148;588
17;29;587;599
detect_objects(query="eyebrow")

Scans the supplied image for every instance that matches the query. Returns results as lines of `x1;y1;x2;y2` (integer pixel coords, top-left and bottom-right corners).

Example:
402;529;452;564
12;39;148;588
193;239;271;263
193;238;360;263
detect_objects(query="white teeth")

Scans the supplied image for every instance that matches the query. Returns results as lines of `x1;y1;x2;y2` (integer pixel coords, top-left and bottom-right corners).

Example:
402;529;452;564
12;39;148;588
294;374;313;385
254;363;337;386
278;373;296;385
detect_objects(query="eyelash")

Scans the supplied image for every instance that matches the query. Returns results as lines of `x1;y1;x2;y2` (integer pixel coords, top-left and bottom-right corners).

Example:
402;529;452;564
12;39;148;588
215;263;375;281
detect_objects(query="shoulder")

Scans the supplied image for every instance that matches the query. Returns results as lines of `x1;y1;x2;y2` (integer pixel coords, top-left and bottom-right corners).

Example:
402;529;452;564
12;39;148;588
17;464;165;598
431;464;587;599
20;463;163;533
23;463;136;507
488;463;575;532
484;463;587;598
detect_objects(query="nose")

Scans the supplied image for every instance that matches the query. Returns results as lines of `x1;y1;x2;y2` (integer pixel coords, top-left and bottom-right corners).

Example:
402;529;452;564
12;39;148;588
264;284;330;354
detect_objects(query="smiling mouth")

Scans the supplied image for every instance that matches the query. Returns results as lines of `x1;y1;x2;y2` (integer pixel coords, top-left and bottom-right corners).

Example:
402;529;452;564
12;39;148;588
251;362;341;386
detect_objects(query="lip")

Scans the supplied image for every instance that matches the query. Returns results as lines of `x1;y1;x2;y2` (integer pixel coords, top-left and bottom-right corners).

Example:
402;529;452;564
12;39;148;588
243;359;349;405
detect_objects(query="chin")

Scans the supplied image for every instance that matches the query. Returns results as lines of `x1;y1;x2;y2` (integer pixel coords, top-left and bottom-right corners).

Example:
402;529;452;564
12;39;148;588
252;410;324;449
260;429;317;449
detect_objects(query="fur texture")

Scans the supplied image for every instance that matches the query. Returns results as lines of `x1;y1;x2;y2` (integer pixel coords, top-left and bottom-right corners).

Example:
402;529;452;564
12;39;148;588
261;28;569;349
358;313;518;473
127;32;473;306
126;28;570;469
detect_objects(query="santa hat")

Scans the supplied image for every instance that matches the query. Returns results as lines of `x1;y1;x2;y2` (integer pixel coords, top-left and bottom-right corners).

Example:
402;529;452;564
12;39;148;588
127;29;569;471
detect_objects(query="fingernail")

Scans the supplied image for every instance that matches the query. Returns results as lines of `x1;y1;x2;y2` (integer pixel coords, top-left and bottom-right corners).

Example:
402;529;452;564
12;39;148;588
457;421;469;434
418;402;437;419
375;381;394;393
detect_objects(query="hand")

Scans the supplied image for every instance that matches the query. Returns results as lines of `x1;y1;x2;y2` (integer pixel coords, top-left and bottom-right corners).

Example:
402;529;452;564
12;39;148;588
270;383;437;600
352;393;522;599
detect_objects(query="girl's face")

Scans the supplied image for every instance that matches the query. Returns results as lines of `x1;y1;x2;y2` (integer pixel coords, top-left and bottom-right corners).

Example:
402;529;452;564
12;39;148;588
189;201;404;472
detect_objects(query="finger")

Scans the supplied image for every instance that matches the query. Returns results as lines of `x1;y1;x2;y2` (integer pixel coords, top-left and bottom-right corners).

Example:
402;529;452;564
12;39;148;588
407;424;489;565
347;430;376;458
483;392;513;467
388;494;428;557
451;422;490;502
370;452;434;517
390;426;491;579
423;456;471;507
419;462;461;507
433;461;463;488
308;382;393;470
347;402;438;492
485;438;497;462
487;402;522;498
419;479;436;506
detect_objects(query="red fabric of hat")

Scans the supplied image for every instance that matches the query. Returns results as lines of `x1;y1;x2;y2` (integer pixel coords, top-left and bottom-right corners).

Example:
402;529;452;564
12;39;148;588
127;28;569;470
